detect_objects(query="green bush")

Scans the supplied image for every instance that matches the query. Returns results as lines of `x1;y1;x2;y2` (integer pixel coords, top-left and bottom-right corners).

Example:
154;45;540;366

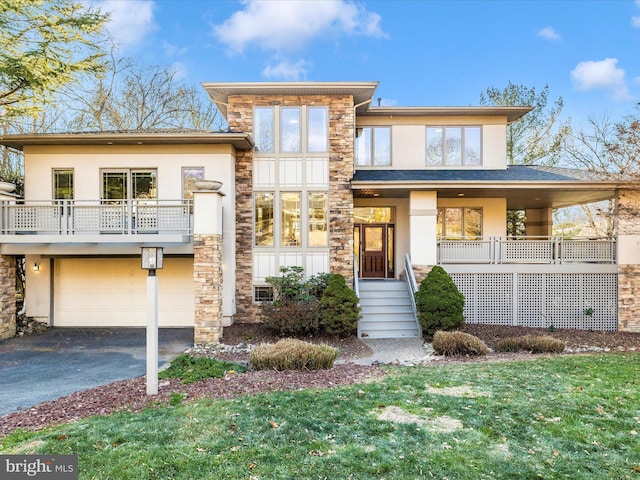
320;274;361;336
432;331;489;356
159;354;246;384
260;299;321;335
250;339;338;371
414;266;465;337
494;335;566;354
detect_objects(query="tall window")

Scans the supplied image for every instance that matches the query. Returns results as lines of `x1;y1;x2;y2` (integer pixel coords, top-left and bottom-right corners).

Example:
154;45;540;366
102;170;157;201
437;207;482;238
355;126;391;166
281;192;301;246
255;193;274;246
307;107;328;152
426;126;481;166
308;192;328;246
254;107;275;152
53;169;74;200
280;107;301;152
182;167;204;200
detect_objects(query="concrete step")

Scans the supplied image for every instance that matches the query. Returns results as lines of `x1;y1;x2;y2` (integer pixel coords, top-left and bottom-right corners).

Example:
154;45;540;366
358;280;407;291
359;294;412;305
359;328;421;339
361;304;414;315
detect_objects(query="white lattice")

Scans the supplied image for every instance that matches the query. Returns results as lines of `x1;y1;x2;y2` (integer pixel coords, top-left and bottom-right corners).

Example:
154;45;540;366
501;240;553;263
439;241;492;263
452;272;617;331
9;206;60;231
73;206;101;231
560;240;616;263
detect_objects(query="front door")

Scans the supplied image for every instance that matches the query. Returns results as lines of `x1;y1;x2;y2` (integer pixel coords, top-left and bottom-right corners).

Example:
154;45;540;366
362;225;386;278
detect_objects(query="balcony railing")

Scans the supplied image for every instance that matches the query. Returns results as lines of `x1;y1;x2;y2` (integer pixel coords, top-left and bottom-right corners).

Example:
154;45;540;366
437;236;616;265
0;199;193;236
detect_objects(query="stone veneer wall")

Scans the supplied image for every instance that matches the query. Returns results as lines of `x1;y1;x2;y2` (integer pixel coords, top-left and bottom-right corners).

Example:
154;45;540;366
617;190;640;332
227;94;355;323
411;265;434;284
193;234;223;343
0;255;16;340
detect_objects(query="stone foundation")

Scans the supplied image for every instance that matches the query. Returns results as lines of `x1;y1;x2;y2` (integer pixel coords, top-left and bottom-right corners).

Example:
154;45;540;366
0;255;16;340
411;265;434;284
193;234;223;343
618;264;640;332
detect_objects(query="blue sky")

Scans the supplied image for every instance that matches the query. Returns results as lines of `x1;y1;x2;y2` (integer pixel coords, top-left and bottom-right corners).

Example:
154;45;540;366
89;0;640;124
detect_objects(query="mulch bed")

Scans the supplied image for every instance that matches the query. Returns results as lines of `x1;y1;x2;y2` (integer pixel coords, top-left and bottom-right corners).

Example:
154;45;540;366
1;323;638;439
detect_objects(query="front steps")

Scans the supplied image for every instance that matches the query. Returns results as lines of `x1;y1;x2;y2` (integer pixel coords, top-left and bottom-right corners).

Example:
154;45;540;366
357;280;421;339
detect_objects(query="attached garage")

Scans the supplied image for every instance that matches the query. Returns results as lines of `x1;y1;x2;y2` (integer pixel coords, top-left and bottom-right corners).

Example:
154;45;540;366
53;257;194;327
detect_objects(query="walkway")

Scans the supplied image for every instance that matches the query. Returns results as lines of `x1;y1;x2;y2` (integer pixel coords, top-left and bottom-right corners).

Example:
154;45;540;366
348;337;432;366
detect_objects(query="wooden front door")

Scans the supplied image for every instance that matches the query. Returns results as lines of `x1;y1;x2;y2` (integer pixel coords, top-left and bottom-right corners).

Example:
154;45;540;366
362;225;386;278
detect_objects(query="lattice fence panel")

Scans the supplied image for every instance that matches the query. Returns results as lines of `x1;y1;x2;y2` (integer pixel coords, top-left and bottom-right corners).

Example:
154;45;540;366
451;273;512;325
451;272;618;331
9;206;59;231
560;240;616;263
501;241;553;263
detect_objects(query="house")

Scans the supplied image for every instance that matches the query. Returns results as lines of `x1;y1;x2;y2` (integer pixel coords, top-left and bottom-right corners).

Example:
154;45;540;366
0;81;639;343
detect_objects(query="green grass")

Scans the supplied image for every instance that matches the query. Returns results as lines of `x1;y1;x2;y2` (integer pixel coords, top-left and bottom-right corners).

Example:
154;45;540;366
158;354;246;384
2;354;640;479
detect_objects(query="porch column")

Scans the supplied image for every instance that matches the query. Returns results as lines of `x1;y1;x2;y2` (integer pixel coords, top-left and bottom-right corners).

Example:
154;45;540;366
409;191;437;279
525;208;553;237
0;255;16;340
616;190;640;332
193;188;224;344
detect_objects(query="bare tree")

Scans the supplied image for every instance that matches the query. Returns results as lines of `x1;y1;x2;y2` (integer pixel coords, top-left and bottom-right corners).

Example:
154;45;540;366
63;51;224;131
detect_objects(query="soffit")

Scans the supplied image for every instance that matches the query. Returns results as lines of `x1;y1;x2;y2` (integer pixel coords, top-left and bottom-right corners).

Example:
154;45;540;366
202;81;379;117
358;106;533;124
0;131;255;151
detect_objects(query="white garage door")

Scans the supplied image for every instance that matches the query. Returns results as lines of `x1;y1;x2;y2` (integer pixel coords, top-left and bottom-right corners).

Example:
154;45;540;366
54;257;194;327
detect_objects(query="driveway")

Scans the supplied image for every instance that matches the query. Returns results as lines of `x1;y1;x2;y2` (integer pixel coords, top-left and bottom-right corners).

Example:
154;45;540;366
0;328;193;417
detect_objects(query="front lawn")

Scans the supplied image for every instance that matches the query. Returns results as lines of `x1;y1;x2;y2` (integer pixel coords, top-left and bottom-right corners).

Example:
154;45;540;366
2;354;639;479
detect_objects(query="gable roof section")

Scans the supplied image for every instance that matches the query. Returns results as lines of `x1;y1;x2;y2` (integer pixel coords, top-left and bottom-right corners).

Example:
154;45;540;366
202;81;380;117
0;129;255;151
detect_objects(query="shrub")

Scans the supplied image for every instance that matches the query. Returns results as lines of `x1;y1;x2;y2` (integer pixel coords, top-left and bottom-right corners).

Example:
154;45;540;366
494;335;566;354
432;331;489;356
320;274;361;336
415;266;465;337
250;339;338;371
260;299;321;335
159;354;246;384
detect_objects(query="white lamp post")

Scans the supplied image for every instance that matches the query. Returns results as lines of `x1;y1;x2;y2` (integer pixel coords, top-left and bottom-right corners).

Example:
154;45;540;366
141;247;163;395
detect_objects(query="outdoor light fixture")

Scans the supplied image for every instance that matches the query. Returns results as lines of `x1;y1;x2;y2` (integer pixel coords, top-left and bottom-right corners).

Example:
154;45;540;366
141;247;164;272
141;246;164;396
32;263;40;271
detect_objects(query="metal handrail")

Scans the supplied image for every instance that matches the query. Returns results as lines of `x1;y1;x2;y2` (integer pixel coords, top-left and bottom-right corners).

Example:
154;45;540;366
404;254;422;337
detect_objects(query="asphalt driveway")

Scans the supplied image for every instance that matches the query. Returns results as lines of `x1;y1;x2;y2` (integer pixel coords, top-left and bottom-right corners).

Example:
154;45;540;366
0;328;193;417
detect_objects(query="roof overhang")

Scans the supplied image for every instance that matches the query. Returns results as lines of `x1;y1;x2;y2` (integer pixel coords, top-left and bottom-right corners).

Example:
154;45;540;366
352;181;618;210
0;132;255;151
201;81;379;117
358;106;533;124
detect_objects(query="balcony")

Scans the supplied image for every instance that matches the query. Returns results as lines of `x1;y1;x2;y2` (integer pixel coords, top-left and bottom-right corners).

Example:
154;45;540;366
437;236;616;265
0;199;193;245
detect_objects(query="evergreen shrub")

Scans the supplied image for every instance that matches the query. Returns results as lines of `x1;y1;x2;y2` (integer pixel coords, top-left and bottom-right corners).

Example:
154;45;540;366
414;266;465;337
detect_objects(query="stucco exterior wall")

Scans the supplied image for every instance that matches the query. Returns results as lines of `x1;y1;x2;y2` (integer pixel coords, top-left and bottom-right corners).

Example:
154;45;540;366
437;197;507;237
356;117;508;170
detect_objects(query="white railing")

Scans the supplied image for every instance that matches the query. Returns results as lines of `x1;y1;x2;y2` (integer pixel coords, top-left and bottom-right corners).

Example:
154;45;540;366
404;254;422;337
0;199;193;236
437;236;616;265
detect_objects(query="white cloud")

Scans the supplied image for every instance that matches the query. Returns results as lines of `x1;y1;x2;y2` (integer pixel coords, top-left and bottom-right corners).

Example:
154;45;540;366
632;16;640;28
90;0;157;49
213;0;386;55
537;26;561;40
163;41;187;58
570;58;632;100
262;58;310;81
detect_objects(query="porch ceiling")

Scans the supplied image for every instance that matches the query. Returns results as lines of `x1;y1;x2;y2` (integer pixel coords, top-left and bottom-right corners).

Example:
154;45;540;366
352;185;616;209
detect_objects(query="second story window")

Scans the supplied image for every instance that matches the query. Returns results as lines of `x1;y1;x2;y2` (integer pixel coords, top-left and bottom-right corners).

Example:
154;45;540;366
427;126;482;166
53;169;74;200
102;169;157;202
355;126;391;166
